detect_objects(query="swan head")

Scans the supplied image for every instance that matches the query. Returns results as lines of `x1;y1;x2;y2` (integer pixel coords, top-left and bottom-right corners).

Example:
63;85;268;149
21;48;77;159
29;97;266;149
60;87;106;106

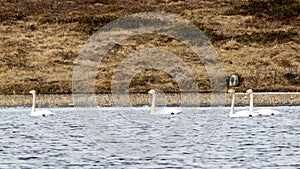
29;90;36;95
148;89;155;95
246;89;253;94
228;89;235;96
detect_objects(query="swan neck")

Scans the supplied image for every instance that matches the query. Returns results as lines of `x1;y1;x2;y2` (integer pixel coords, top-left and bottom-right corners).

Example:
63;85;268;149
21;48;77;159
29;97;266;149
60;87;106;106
249;93;254;112
31;92;36;113
151;93;156;114
230;93;235;114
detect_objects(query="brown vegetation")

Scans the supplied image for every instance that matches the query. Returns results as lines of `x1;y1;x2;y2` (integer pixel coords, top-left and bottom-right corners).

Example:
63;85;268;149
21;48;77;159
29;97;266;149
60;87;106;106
0;0;299;106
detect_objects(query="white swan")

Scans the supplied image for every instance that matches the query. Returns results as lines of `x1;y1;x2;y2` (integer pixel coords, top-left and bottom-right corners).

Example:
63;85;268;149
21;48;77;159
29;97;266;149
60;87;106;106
246;89;283;116
148;89;181;115
29;90;55;117
228;89;260;117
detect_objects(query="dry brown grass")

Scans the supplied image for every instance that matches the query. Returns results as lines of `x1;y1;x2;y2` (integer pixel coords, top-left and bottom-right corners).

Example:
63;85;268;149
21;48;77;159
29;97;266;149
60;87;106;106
0;92;299;107
0;0;299;106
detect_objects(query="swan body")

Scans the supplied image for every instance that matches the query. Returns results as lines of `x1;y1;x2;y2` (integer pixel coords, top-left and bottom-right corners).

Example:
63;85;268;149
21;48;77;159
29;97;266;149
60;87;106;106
246;89;283;116
29;90;55;117
31;109;55;117
229;110;258;118
148;89;181;115
256;109;282;116
150;107;182;115
228;89;260;117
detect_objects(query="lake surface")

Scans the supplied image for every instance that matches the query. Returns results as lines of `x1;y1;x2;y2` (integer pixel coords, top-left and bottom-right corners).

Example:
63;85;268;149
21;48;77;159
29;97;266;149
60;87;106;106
0;106;299;168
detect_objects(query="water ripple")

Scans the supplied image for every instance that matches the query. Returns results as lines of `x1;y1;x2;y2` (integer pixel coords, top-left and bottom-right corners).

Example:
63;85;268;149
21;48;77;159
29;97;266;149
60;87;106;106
0;106;299;168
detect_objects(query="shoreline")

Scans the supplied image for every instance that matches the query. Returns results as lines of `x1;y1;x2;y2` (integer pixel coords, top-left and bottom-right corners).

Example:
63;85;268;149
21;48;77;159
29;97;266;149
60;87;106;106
0;93;299;108
1;104;299;109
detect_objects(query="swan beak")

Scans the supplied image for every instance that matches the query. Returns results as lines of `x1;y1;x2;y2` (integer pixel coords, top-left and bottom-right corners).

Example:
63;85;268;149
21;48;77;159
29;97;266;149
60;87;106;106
29;90;33;94
227;89;233;96
246;89;251;94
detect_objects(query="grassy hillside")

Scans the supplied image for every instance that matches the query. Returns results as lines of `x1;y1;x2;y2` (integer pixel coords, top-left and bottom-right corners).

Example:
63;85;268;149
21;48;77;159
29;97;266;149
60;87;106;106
0;0;299;95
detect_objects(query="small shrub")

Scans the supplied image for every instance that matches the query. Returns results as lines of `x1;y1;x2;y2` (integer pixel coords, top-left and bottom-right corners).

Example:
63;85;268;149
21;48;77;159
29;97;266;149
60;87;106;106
284;73;300;85
28;24;38;31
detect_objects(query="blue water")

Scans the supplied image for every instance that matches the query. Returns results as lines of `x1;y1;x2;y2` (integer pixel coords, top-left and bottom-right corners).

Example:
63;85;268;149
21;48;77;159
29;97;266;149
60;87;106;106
0;106;299;168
